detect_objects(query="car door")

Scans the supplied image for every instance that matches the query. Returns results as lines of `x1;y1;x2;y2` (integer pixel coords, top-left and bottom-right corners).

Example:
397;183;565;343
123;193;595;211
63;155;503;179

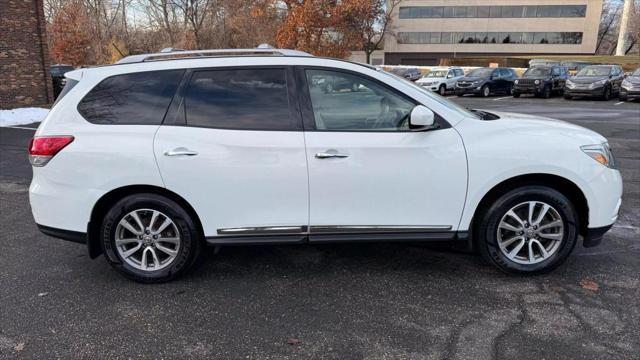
298;67;467;240
154;67;309;238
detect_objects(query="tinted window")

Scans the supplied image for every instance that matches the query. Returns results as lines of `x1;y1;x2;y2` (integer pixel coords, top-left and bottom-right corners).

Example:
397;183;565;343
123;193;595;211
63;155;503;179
306;70;415;131
184;69;294;130
78;70;183;125
499;69;512;78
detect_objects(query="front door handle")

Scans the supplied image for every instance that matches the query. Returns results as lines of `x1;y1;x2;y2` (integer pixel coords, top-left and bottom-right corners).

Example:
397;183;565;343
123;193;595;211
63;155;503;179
164;147;198;157
315;150;349;159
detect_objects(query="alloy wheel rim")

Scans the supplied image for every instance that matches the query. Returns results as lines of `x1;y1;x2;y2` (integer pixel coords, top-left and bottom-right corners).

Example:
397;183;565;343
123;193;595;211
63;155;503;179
496;201;564;265
115;209;181;271
484;86;490;96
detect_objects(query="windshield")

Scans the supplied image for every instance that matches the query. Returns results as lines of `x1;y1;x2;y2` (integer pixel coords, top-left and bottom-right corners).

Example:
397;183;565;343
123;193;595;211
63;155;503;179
378;70;480;120
524;67;551;77
467;68;493;78
426;70;448;78
633;68;640;76
577;66;611;77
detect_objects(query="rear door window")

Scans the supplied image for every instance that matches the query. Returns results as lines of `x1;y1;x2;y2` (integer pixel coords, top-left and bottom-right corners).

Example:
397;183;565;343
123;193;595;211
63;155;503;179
78;70;184;125
183;68;298;130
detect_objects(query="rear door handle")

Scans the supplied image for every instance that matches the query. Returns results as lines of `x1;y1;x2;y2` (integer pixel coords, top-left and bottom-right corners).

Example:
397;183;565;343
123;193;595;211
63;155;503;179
315;150;349;159
164;147;198;157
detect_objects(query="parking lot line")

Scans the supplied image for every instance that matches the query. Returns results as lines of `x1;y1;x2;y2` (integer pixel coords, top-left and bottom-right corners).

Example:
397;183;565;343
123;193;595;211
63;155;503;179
493;96;512;101
614;102;625;106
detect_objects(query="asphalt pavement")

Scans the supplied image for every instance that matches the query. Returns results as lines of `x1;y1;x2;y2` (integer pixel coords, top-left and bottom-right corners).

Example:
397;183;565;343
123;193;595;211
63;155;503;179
1;96;639;359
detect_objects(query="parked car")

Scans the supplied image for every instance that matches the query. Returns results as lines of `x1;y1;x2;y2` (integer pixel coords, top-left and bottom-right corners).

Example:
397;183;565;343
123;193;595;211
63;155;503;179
564;65;625;100
619;67;640;102
560;60;593;76
30;48;622;282
311;74;360;93
50;64;75;99
513;66;569;99
456;67;517;97
416;67;465;96
389;67;422;82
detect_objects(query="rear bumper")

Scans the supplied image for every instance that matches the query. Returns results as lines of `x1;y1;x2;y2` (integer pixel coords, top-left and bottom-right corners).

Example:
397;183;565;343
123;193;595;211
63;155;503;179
583;225;613;248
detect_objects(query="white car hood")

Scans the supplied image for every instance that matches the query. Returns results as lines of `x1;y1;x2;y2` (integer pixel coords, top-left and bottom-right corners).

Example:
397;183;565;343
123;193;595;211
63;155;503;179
479;110;607;144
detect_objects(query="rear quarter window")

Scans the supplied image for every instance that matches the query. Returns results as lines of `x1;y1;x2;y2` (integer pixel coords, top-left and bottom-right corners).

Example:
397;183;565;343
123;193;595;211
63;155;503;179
78;70;184;125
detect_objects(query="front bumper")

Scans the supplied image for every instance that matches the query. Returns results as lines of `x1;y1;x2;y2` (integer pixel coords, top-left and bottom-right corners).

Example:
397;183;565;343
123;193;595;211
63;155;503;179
455;86;482;95
564;86;605;97
620;88;640;100
513;85;544;95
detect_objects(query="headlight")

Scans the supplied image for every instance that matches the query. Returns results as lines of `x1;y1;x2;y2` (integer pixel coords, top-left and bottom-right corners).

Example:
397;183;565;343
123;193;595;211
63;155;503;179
566;80;575;89
534;79;540;85
581;143;616;169
514;79;519;84
589;79;607;89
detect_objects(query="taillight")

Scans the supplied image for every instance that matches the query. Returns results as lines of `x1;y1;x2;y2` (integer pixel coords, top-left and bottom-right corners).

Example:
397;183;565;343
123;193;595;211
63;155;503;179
28;136;74;167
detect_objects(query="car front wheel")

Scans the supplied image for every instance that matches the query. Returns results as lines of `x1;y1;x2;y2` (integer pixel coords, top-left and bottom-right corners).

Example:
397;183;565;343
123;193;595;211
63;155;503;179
477;186;578;274
101;193;204;283
481;85;490;97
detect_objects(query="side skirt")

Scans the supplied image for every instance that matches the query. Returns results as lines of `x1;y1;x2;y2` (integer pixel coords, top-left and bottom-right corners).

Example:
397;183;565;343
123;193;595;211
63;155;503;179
206;226;468;246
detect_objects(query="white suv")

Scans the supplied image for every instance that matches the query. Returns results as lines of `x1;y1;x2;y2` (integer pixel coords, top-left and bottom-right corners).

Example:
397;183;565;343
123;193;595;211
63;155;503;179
29;48;622;282
416;67;465;95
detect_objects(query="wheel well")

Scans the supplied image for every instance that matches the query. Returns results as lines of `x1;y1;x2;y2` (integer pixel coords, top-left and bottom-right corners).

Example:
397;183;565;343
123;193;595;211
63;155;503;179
471;174;589;242
86;185;203;259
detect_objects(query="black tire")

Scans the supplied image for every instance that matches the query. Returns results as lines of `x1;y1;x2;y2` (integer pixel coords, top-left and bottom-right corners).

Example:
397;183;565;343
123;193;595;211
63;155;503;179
602;86;611;101
564;94;573;100
619;93;628;101
101;193;204;283
457;93;465;97
439;84;447;96
481;85;491;97
512;91;521;98
476;186;578;275
542;86;551;99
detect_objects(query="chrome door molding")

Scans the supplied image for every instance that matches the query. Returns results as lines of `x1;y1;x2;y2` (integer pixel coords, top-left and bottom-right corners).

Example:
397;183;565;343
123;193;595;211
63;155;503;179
216;225;452;236
217;226;308;236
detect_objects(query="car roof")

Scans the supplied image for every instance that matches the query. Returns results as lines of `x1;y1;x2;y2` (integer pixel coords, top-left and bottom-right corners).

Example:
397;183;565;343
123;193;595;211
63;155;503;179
116;48;313;64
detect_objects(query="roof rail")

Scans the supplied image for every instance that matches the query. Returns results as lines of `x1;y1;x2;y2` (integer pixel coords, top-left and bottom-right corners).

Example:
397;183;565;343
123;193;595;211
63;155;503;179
116;48;313;64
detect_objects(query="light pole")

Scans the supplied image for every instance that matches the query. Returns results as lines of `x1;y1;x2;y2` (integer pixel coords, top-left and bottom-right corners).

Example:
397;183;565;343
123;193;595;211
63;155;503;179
615;0;632;56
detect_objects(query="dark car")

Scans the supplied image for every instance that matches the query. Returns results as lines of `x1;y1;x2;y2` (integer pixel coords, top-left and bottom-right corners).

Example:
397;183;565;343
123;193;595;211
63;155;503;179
513;66;569;99
564;65;625;100
51;64;75;99
620;67;640;102
456;67;517;97
389;67;422;82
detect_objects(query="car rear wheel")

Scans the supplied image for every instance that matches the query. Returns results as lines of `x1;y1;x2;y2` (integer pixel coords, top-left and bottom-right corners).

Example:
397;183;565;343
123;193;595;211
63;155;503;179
512;91;521;98
477;186;578;274
602;87;611;101
101;193;204;283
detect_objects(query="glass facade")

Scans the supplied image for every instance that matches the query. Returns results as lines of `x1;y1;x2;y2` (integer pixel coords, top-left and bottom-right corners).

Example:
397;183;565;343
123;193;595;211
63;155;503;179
399;5;587;19
397;32;583;45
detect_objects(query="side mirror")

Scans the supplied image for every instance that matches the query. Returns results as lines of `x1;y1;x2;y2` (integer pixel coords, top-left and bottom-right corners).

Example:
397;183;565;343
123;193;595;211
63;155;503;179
409;105;436;131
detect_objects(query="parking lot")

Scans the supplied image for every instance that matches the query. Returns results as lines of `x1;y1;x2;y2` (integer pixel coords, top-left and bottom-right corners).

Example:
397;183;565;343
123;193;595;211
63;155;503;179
0;96;638;359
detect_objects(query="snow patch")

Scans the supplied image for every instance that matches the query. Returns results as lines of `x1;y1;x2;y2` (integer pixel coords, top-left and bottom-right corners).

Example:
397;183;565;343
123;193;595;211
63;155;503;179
0;107;49;127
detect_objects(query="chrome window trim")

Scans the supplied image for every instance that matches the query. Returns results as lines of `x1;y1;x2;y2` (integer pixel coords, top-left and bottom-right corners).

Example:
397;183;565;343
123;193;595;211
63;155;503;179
217;225;452;236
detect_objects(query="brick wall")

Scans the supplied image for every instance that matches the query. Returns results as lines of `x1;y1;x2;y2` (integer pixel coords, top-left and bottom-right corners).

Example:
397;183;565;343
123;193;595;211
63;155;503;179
0;0;53;108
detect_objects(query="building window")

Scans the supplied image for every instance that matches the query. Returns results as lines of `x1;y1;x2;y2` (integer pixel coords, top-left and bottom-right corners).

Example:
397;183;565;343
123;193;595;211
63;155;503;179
398;5;587;19
397;32;583;45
